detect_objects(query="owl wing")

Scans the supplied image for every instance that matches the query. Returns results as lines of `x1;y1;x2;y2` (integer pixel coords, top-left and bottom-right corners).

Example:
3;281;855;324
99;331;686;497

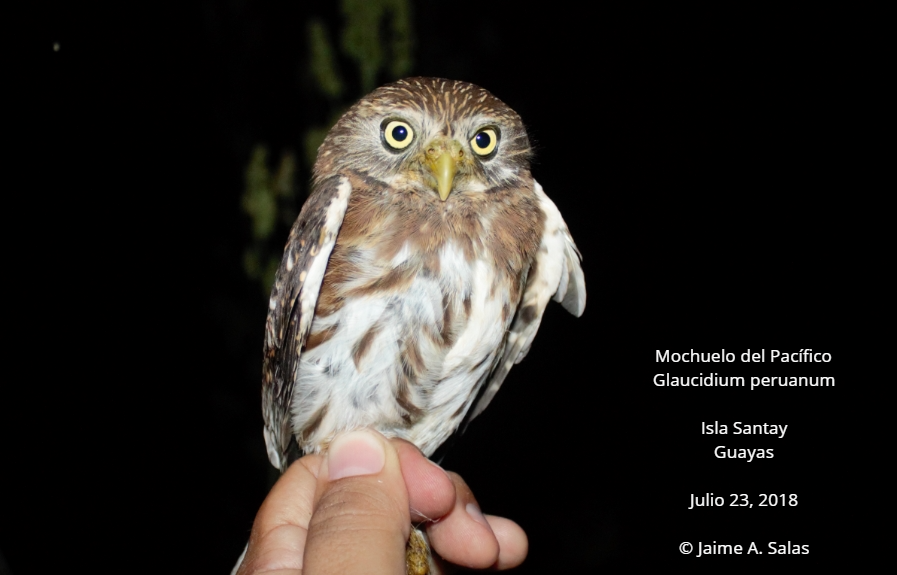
465;180;586;424
262;175;352;471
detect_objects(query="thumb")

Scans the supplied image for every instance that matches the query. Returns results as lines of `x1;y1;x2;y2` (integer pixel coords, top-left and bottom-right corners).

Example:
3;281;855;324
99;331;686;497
304;430;411;575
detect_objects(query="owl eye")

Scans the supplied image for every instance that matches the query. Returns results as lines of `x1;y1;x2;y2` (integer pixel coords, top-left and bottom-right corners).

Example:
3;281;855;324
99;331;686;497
470;128;498;156
382;120;414;150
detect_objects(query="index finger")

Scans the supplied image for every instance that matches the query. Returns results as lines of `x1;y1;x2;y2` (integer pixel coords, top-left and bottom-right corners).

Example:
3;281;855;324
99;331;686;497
236;455;323;574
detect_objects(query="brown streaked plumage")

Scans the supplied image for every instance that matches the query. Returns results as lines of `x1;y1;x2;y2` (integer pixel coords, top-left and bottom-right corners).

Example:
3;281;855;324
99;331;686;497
255;77;586;575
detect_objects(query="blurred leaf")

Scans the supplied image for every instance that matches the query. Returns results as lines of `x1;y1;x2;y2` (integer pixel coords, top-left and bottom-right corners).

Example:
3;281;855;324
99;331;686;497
341;0;412;92
242;0;414;292
243;248;261;281
242;145;275;241
242;147;300;291
273;151;297;198
308;19;344;99
341;0;384;93
385;0;413;79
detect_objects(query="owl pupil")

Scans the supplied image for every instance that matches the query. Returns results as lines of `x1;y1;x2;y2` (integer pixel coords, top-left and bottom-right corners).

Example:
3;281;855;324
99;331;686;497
392;126;408;141
476;132;491;148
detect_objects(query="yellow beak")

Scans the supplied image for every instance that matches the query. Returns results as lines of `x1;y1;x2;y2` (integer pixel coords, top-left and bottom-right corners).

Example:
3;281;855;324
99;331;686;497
426;140;462;201
430;151;457;201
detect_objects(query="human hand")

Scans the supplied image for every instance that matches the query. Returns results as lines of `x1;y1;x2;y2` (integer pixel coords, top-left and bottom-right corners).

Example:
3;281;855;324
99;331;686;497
234;429;528;574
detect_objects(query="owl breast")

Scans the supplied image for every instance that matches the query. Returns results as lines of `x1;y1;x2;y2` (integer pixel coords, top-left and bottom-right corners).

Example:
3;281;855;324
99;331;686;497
289;175;544;456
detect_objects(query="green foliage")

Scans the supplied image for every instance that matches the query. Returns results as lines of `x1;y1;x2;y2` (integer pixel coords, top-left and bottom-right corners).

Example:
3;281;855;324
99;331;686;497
243;146;275;241
241;0;414;293
242;145;299;291
340;0;413;93
308;20;344;99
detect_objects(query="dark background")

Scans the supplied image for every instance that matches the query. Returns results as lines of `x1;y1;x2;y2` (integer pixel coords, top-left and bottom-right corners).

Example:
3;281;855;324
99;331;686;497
5;2;871;573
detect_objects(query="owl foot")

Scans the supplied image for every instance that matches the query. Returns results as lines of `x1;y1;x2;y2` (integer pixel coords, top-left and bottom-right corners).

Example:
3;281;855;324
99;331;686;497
406;526;432;575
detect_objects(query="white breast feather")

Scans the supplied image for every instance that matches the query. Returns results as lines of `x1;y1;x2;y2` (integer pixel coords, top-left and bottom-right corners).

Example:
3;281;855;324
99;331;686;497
291;241;510;456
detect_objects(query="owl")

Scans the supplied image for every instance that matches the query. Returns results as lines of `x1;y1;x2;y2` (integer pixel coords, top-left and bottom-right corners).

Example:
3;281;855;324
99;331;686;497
262;75;584;499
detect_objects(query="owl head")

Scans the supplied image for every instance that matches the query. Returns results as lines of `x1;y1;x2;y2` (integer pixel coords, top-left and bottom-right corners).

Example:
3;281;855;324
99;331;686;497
313;77;533;201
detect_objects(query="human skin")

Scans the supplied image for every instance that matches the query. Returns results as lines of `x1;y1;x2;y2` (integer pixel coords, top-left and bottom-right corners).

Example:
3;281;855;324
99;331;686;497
235;429;528;574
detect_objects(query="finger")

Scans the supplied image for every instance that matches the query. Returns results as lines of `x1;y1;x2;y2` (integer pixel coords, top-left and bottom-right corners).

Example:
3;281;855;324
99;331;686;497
303;430;410;575
426;472;500;569
483;515;528;570
392;439;455;523
236;455;323;575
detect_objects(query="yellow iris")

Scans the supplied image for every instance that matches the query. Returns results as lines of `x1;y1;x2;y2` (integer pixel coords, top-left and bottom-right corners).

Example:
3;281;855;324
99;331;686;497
384;120;414;149
470;128;497;156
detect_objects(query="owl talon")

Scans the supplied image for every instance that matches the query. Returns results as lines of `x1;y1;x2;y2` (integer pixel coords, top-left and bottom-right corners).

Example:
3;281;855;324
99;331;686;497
406;526;431;575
